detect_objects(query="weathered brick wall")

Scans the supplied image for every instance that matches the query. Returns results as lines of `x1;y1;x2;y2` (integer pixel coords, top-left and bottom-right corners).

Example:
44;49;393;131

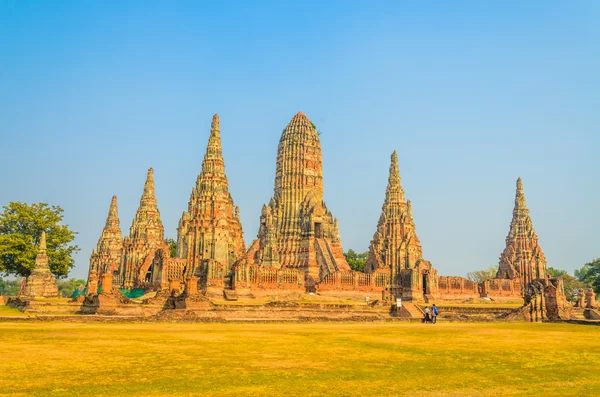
436;276;479;300
316;270;389;293
234;264;305;290
481;278;522;300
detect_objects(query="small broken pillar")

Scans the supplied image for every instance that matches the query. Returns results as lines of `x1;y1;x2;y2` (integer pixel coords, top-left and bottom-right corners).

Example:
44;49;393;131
100;272;114;294
586;288;597;309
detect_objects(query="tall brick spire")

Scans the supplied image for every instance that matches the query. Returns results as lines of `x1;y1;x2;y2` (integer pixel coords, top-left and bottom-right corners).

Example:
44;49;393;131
249;111;350;285
384;150;406;211
129;168;164;241
195;114;228;193
497;178;547;285
121;168;165;288
89;195;123;278
365;151;427;275
177;114;245;278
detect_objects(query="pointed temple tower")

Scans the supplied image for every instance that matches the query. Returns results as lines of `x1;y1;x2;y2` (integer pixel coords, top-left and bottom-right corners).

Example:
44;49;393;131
176;114;246;282
365;151;437;301
19;231;59;298
87;196;123;292
247;112;350;285
496;178;547;286
121;168;167;288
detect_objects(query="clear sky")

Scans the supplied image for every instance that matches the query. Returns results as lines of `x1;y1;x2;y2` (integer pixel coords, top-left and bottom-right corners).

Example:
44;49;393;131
1;1;598;280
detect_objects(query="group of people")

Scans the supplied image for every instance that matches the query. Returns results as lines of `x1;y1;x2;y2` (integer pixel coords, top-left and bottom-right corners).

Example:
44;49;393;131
423;304;438;324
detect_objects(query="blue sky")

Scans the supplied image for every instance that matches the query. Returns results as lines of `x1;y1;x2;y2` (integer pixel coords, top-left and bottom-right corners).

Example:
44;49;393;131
1;1;598;280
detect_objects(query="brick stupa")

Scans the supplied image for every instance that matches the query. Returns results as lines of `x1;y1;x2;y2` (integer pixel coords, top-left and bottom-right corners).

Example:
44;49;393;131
122;168;167;288
87;195;123;292
247;112;350;285
365;151;437;300
496;178;547;285
176;114;246;281
19;231;59;298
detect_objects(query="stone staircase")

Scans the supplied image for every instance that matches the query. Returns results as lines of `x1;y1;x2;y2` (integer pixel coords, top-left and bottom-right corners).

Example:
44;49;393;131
223;290;239;301
316;239;337;275
399;302;425;318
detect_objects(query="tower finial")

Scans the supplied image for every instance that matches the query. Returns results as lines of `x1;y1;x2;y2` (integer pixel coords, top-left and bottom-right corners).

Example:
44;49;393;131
39;231;47;252
515;177;526;209
142;168;155;199
211;114;220;137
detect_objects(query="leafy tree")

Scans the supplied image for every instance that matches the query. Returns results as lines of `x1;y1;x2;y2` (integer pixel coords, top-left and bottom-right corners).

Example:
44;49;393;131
466;266;498;283
344;249;369;272
0;202;79;278
547;267;588;301
575;258;600;294
166;238;177;257
57;278;86;298
0;277;22;296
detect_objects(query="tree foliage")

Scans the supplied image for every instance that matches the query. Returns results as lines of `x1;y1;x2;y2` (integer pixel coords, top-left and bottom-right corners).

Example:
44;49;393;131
0;277;22;296
166;238;177;258
466;266;498;283
57;278;86;298
575;258;600;294
344;249;369;272
0;202;79;278
547;267;587;301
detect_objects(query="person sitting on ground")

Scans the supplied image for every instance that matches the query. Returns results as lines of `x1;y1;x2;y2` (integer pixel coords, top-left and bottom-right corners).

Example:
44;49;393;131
431;304;438;324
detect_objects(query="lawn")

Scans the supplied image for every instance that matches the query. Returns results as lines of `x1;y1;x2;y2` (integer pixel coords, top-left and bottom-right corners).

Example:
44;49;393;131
0;321;598;396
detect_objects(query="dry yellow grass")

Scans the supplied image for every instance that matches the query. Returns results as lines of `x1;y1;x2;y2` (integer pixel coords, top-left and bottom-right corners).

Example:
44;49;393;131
0;321;598;396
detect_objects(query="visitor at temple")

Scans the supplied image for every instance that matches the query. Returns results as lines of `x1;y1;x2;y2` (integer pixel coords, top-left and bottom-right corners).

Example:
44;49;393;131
423;306;431;323
431;304;438;324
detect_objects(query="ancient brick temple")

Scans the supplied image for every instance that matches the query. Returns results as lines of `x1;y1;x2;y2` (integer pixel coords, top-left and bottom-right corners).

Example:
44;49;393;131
121;168;169;288
87;195;123;293
81;112;560;309
245;112;350;286
19;231;58;298
365;151;438;300
496;178;547;287
176;114;246;286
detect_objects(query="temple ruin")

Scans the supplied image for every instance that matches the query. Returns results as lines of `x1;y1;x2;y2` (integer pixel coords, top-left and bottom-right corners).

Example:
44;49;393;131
77;112;574;319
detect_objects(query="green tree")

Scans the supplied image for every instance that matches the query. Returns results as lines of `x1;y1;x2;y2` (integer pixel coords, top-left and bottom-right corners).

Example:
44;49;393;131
0;202;79;278
575;258;600;294
57;278;86;298
0;277;22;296
547;267;588;301
344;249;369;272
166;238;177;257
466;266;498;283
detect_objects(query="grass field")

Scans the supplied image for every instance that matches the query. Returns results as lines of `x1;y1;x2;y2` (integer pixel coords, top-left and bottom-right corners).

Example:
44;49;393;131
0;321;598;396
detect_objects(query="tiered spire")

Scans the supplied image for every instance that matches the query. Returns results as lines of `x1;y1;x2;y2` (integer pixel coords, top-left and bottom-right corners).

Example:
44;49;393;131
194;114;228;195
384;150;406;210
89;195;123;276
250;111;350;283
129;168;164;241
496;178;547;284
365;151;426;273
176;114;245;277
